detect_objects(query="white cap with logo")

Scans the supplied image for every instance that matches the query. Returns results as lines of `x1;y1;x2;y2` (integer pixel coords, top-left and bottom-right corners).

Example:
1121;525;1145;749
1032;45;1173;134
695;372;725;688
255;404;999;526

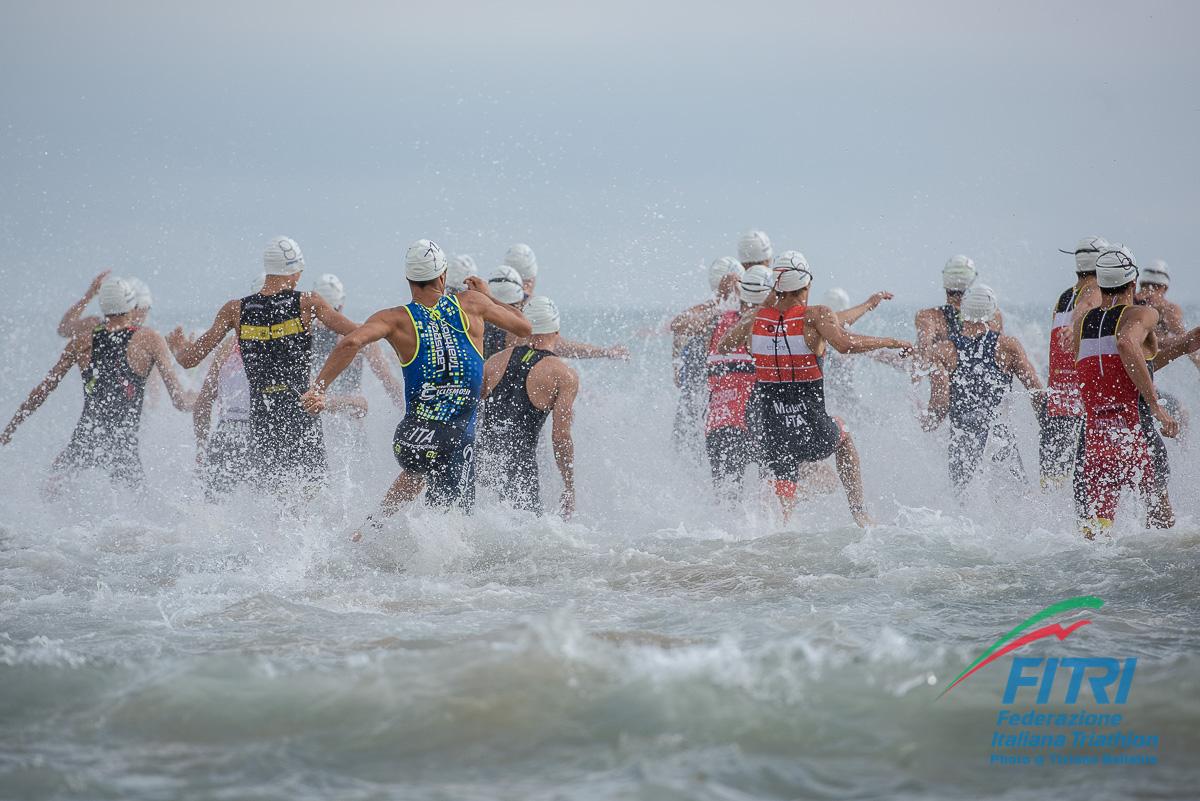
524;295;561;335
488;265;525;304
942;255;977;292
1141;259;1169;287
772;251;812;292
1060;235;1109;274
313;273;346;308
99;277;137;316
739;265;773;305
708;256;745;292
738;230;773;265
405;239;447;281
1095;246;1139;289
504;243;538;280
264;236;305;276
961;284;998;323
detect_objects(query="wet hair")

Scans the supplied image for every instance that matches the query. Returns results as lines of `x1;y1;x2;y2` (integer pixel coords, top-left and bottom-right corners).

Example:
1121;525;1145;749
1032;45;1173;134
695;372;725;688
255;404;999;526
945;289;965;298
408;276;444;290
1077;270;1096;278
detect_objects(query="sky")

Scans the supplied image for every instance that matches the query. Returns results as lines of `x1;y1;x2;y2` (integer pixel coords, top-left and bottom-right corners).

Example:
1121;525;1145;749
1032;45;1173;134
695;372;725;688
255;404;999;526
1;0;1198;323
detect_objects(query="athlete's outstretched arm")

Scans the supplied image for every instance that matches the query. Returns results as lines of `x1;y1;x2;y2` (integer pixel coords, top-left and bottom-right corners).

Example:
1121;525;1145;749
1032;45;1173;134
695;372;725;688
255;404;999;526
1117;307;1178;437
148;332;196;411
554;338;630;360
1155;301;1200;372
551;367;580;520
999;336;1045;418
57;270;109;338
715;309;756;354
364;342;406;408
1151;326;1200;372
920;344;952;431
193;338;234;451
813;305;910;355
169;300;240;368
837;292;893;328
302;314;395;413
0;343;77;445
305;293;359;336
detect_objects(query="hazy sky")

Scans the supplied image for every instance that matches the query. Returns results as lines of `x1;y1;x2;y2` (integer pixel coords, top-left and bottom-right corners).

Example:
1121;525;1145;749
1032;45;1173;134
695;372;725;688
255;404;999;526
2;0;1198;322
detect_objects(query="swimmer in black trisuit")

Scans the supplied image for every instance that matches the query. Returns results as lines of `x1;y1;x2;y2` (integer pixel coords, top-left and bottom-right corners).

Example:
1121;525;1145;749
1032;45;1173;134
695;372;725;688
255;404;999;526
719;251;911;526
168;237;358;493
482;265;528;358
914;255;1005;374
477;296;580;518
301;239;532;536
2;277;194;492
921;285;1044;494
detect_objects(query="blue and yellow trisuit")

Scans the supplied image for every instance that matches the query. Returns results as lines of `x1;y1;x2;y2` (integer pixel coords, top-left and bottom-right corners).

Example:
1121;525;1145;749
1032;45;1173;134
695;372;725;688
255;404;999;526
394;294;484;504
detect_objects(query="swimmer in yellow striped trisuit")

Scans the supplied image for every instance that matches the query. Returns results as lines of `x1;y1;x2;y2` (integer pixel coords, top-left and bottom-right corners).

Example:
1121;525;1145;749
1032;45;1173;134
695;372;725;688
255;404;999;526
167;236;358;492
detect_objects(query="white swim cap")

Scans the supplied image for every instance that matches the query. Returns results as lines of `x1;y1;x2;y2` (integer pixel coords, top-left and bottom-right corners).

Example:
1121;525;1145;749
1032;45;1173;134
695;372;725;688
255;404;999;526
1095;245;1138;289
942;255;977;292
524;295;561;335
405;239;447;281
960;284;998;323
128;277;152;310
708;256;745;292
488;265;525;304
772;251;812;292
313;273;346;308
822;287;851;312
504;243;538;280
1059;235;1109;274
447;254;479;291
263;236;305;276
739;264;773;305
738;230;774;265
1141;259;1170;287
250;274;266;294
98;277;137;316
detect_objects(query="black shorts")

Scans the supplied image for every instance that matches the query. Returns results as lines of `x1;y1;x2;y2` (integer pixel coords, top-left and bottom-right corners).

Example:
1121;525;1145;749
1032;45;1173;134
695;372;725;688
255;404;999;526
249;393;327;488
55;419;143;487
705;426;754;487
1039;414;1082;484
754;389;843;481
203;419;254;497
393;416;470;473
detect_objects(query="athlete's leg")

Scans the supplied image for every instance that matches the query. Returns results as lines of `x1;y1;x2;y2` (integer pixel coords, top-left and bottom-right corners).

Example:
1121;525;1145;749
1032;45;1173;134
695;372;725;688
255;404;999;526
989;422;1026;484
833;429;871;527
1141;421;1174;529
948;426;987;493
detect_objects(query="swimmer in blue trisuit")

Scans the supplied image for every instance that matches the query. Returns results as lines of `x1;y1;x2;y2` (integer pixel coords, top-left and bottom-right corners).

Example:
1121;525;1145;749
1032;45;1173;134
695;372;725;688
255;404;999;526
478;296;580;518
300;239;532;537
1;277;194;493
168;236;359;493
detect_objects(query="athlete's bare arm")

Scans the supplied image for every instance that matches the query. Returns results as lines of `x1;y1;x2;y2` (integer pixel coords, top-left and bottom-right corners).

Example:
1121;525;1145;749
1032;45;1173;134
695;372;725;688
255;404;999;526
810;305;910;355
57;270;110;338
1069;283;1102;335
193;338;234;451
141;330;195;411
458;278;533;340
715;308;758;354
363;342;407;407
998;335;1045;418
0;338;82;445
1151;326;1200;372
301;293;358;336
670;300;720;338
550;364;579;520
920;342;955;431
302;311;409;413
168;300;240;368
837;291;893;328
549;337;630;360
1115;306;1178;437
914;308;944;356
481;348;515;399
